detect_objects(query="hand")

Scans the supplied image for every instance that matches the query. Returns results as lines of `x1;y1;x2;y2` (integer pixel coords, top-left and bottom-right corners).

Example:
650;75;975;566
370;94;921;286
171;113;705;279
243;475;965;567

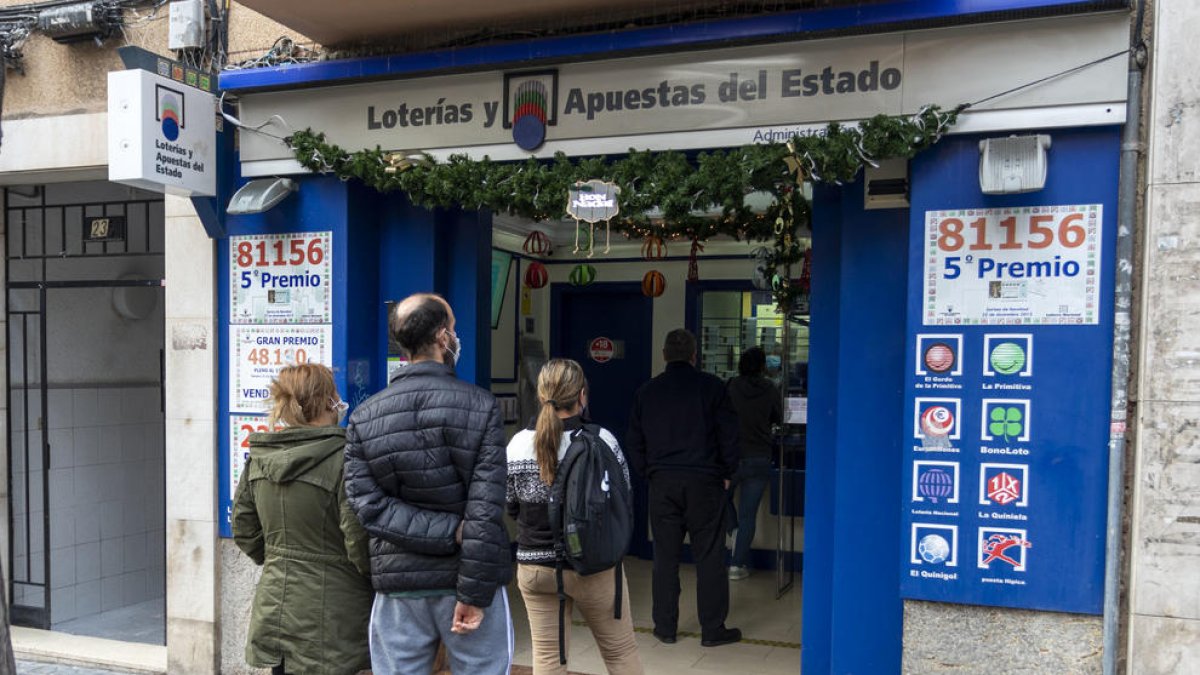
456;521;464;545
724;479;732;490
452;602;484;634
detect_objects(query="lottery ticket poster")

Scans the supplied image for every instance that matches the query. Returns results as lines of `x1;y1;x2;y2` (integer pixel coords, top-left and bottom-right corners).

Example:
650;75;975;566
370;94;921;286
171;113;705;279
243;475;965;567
230;324;334;413
230;231;332;324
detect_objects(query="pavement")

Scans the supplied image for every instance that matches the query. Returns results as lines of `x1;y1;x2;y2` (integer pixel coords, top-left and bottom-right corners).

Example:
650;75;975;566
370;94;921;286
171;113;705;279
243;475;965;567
17;662;130;675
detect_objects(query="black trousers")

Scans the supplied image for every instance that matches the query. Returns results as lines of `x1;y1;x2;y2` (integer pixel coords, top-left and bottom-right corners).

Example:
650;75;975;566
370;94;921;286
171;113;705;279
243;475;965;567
648;472;730;639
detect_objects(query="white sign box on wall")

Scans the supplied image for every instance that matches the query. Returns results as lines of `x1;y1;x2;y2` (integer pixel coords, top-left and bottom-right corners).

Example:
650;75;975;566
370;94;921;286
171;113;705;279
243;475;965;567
108;68;216;196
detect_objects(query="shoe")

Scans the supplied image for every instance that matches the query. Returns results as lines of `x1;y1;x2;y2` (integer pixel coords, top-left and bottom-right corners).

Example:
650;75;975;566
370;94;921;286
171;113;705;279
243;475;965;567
728;565;749;581
653;628;677;645
701;627;742;648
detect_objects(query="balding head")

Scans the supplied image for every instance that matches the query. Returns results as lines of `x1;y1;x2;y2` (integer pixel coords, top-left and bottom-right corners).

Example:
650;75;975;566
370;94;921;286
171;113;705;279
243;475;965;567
390;293;455;360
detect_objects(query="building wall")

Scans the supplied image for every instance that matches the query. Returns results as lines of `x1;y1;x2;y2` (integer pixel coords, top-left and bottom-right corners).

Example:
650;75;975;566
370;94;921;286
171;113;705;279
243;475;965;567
1128;0;1200;671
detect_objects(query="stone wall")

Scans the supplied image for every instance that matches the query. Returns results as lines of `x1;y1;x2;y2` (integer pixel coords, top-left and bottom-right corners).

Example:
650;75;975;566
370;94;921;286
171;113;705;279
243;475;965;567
1128;0;1200;671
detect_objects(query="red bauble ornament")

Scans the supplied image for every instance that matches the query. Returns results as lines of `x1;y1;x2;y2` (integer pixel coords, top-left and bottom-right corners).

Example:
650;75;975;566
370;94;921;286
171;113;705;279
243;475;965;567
524;261;549;289
522;230;551;256
642;270;666;298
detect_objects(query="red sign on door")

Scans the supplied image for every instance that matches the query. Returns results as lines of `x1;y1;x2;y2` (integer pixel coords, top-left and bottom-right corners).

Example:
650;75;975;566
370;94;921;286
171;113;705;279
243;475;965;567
589;337;615;364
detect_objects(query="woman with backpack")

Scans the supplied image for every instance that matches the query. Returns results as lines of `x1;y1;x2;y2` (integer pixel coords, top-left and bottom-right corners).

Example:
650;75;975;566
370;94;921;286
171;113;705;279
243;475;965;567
506;358;644;675
231;363;373;675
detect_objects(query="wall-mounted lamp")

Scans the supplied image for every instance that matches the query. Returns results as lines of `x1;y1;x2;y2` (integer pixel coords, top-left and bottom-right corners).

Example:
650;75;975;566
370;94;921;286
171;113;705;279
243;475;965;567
979;135;1051;194
226;178;296;215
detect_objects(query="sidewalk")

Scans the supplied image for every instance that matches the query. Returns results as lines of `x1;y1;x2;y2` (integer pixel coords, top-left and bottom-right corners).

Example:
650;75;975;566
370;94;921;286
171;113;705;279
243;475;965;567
17;662;128;675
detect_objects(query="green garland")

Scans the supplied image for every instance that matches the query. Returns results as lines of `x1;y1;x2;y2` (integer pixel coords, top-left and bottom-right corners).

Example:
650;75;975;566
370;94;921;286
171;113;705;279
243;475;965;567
286;104;964;309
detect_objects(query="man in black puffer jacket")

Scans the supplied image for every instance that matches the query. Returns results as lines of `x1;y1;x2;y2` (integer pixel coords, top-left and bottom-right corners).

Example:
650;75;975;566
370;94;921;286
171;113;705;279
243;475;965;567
345;293;513;674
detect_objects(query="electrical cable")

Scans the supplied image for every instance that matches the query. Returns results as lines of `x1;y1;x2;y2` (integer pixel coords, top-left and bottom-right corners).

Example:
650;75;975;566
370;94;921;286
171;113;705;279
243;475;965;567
966;48;1130;109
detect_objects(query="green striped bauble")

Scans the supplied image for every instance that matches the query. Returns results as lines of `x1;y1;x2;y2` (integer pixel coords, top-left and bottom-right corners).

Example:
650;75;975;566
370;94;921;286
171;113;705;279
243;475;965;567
569;264;597;286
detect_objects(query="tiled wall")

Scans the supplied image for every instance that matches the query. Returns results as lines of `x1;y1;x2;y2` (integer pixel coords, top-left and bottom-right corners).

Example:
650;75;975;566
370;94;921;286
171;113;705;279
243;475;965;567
10;385;165;625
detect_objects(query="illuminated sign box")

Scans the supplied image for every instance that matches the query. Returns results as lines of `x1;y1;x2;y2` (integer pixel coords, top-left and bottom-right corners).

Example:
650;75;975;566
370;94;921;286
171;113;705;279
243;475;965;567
108;68;216;197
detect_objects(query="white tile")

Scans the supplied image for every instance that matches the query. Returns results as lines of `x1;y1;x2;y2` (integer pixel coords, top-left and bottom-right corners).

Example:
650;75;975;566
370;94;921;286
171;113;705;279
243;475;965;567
48;429;74;469
101;575;123;611
47;389;73;430
98;426;122;464
51;585;77;623
49;507;75;550
165;320;215;424
72;388;100;428
123;499;147;536
29;551;45;584
120;424;145;463
165;418;215;522
73;427;101;466
10;390;24;431
163;215;215;319
124;533;148;572
73;464;104;507
96;389;123;426
123;570;148;605
75;504;101;544
147;529;166;569
100;499;124;540
27;431;44;472
50;547;75;588
101;537;123;578
75;578;102;617
49;469;75;512
76;541;101;583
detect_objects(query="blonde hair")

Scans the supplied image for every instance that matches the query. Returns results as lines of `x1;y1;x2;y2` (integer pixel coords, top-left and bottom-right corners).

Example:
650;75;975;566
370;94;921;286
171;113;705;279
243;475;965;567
534;359;587;484
267;363;338;427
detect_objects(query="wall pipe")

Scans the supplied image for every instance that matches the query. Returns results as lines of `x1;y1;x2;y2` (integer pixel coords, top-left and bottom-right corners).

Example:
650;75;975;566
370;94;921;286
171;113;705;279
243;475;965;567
1102;3;1147;673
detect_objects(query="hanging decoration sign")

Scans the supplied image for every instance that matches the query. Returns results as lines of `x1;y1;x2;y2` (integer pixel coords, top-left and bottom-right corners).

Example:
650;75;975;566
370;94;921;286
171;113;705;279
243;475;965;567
567;180;620;257
924;205;1102;325
230;231;333;324
230;324;333;413
589;337;615;364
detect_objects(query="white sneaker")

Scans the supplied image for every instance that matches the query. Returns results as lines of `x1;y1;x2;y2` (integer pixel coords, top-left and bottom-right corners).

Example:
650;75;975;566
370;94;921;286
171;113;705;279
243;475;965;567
728;565;749;581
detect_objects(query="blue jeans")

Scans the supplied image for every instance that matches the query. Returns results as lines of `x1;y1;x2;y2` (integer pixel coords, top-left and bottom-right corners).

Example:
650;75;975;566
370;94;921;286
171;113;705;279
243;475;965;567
729;456;772;568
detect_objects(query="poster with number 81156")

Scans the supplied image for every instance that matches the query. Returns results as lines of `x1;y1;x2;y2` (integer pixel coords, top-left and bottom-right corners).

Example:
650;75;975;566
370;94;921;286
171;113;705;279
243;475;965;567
230;231;332;324
923;205;1101;326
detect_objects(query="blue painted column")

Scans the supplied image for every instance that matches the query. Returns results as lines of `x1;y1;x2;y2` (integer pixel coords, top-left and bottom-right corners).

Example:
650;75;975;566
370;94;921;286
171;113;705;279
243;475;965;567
802;178;908;674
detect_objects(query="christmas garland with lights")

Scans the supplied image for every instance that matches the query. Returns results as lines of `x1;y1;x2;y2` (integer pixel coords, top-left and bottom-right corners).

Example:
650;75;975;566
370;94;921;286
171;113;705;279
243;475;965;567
286;104;964;309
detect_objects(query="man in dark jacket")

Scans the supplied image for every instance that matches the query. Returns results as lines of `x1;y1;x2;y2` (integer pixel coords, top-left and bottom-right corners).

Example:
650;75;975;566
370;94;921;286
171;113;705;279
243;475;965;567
345;293;513;674
626;328;742;648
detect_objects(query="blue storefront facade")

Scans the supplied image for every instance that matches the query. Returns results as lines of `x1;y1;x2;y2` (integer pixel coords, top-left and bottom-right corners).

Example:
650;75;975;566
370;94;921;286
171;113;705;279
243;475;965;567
209;2;1134;672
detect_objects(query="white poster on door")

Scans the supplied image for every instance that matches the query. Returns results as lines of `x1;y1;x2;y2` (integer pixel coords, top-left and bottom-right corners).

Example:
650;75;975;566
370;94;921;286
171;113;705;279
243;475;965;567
923;205;1102;326
228;415;282;498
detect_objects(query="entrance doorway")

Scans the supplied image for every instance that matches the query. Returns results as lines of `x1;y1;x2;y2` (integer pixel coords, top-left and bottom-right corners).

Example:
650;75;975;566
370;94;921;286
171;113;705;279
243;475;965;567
551;282;654;557
5;183;166;645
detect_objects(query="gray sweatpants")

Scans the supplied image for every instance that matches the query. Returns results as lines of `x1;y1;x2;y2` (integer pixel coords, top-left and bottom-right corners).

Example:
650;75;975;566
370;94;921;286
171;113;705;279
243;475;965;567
368;589;514;675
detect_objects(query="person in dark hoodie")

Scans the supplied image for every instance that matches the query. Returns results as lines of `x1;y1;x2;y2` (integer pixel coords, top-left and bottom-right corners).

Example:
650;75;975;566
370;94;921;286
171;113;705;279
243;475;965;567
232;363;373;675
726;347;783;580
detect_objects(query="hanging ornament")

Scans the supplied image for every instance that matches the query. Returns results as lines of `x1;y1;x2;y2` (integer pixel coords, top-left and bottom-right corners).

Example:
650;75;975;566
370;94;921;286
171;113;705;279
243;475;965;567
568;263;597;287
642;270;666;298
799;247;813;294
751;246;773;291
641;235;667;261
574;223;593;255
687;238;704;283
566;179;621;258
523;261;549;289
522;230;551;256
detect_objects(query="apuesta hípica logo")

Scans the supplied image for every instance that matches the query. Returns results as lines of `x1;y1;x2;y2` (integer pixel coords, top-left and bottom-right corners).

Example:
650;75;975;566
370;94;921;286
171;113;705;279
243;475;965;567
504;70;558;151
157;85;185;142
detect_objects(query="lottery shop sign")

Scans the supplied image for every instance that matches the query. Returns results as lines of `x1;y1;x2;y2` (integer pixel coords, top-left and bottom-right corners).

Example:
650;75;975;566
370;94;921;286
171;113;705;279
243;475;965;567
924;205;1102;326
230;231;332;324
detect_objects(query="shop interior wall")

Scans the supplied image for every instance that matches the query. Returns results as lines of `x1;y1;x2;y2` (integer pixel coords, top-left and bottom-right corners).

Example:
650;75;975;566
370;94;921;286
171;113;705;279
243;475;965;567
6;182;166;627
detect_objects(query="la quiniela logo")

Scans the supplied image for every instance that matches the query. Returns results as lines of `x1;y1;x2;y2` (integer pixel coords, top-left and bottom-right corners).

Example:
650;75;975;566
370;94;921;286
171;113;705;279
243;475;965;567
156;84;185;142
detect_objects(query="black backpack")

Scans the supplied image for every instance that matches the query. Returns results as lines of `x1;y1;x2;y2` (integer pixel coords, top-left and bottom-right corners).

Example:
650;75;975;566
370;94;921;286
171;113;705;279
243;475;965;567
547;424;634;664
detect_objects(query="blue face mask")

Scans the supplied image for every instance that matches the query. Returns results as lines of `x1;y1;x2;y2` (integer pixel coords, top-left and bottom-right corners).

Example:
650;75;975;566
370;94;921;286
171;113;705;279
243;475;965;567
766;355;782;370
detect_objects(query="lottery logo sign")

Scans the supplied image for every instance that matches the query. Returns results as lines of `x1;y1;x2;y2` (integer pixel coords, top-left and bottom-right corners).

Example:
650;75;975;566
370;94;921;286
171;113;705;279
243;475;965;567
911;523;958;567
978;528;1032;571
980;464;1029;507
915;334;964;377
981;399;1031;443
983;334;1034;377
914;398;961;441
913;461;960;504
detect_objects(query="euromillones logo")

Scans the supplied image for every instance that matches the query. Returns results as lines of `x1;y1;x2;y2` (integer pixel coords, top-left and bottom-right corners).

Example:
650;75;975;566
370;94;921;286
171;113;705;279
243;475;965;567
504;69;558;151
156;84;186;142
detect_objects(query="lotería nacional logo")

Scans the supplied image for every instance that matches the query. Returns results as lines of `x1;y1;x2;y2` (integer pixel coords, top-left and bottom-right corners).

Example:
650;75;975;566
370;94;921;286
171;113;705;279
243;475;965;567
156;84;186;142
913;460;959;504
504;69;558;151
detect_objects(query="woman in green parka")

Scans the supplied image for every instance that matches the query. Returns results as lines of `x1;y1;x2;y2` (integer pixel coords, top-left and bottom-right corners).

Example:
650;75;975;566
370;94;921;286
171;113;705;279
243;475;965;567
232;363;373;675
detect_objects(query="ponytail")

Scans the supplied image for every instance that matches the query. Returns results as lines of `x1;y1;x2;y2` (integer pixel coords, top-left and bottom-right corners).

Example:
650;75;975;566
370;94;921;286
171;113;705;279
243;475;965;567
534;400;563;484
533;359;588;484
